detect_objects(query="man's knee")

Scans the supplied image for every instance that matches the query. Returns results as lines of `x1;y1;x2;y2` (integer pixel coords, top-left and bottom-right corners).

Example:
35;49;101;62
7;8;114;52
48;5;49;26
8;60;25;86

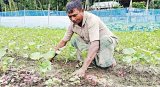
71;36;88;51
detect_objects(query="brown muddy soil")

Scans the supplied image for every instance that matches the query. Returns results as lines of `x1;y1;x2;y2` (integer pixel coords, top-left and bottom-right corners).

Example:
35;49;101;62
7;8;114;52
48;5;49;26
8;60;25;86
0;58;160;87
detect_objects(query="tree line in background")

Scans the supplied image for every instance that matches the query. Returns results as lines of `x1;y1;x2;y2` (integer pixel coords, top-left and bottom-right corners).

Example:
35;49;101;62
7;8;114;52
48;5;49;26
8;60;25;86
149;0;160;9
0;0;113;11
0;0;69;11
0;0;160;12
132;0;160;9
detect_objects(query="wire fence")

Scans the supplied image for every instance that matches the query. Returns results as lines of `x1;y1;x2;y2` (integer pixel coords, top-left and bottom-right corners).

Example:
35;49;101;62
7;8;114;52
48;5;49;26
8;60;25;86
0;8;160;31
1;8;160;16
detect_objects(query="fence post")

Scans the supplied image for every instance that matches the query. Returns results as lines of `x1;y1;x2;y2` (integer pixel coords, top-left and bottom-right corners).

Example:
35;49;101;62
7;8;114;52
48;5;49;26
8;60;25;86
127;8;131;24
23;9;25;26
155;15;157;22
48;4;50;27
0;11;1;25
0;16;1;26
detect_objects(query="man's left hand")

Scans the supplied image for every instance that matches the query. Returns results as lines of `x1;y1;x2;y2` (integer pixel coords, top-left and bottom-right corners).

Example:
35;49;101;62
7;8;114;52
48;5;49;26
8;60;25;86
72;68;86;77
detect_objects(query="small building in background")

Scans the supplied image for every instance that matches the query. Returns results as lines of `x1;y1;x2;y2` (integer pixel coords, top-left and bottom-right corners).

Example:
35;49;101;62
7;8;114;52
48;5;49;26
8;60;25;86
90;1;120;10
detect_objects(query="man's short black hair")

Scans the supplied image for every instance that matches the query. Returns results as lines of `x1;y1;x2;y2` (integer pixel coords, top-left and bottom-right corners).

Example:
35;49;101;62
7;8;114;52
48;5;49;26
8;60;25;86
66;0;83;13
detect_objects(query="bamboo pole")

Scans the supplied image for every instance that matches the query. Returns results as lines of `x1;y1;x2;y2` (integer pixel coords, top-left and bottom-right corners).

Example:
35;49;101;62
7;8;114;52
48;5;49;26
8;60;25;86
146;0;149;14
129;0;132;9
23;8;25;26
48;4;50;26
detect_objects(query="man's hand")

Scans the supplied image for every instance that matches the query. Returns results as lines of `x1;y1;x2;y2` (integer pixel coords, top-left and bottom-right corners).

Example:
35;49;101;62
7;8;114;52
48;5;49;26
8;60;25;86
72;68;86;77
72;41;99;77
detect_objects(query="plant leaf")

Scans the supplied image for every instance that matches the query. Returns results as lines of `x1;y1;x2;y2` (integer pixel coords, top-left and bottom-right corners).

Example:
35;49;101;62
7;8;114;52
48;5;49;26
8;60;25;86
23;46;29;50
23;54;29;58
43;51;55;60
122;56;132;63
0;49;6;59
122;48;136;55
39;59;51;73
2;57;14;65
28;42;36;46
30;52;41;60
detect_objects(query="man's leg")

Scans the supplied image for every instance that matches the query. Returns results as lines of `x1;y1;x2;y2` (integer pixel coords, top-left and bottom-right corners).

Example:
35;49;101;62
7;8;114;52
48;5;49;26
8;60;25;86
71;36;89;62
94;35;117;68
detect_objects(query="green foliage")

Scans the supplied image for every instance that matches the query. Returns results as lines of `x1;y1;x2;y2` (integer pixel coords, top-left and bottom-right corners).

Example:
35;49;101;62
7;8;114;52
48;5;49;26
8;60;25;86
122;48;136;55
0;27;160;75
28;50;56;76
1;57;14;71
0;48;6;59
30;52;41;60
132;1;146;9
112;5;123;9
0;27;65;75
42;51;55;60
37;59;52;73
29;50;55;75
0;49;14;72
0;0;124;11
149;0;160;9
0;0;69;11
115;30;160;65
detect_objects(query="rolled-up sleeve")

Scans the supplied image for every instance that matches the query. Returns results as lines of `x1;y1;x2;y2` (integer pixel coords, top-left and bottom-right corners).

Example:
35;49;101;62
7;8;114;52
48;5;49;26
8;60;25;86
88;21;99;42
62;25;74;42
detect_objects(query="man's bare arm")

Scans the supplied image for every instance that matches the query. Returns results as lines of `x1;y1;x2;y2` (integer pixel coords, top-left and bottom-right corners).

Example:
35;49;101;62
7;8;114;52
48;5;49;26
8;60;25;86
81;40;99;71
55;40;68;51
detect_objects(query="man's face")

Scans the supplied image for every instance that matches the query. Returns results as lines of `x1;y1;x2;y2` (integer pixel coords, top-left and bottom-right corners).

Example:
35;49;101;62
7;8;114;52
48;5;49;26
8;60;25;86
68;8;84;25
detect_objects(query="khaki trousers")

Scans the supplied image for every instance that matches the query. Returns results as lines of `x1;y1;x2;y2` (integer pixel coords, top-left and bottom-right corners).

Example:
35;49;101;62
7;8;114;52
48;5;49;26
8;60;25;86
71;35;118;68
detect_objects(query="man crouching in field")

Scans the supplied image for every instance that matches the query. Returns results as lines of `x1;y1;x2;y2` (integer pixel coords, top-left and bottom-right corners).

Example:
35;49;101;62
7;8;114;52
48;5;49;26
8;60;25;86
54;0;118;78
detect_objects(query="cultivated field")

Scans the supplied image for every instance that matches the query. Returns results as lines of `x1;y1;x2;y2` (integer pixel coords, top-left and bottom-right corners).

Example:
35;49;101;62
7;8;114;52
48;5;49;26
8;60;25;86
0;27;160;87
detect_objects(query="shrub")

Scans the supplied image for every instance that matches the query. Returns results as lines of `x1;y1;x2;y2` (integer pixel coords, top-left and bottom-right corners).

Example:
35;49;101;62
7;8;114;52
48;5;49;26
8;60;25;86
149;0;160;9
132;1;146;9
113;5;123;9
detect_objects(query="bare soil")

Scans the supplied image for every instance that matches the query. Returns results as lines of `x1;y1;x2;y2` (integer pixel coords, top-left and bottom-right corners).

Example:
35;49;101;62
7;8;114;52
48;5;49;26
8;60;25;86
0;57;160;87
